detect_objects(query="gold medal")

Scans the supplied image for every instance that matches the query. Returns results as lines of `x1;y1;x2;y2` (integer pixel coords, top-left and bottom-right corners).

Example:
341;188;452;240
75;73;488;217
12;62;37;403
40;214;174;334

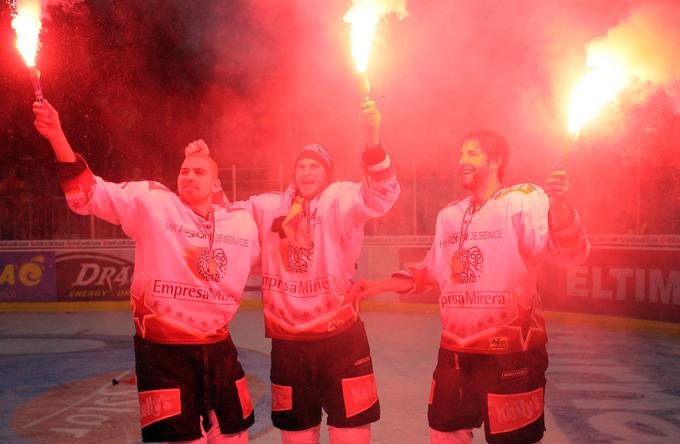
451;251;463;283
208;256;217;275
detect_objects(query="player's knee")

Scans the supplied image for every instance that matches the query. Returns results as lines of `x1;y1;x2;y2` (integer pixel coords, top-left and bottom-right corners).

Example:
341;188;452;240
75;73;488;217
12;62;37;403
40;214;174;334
166;438;205;444
328;424;371;444
280;425;321;444
207;430;248;444
430;427;473;444
202;410;249;444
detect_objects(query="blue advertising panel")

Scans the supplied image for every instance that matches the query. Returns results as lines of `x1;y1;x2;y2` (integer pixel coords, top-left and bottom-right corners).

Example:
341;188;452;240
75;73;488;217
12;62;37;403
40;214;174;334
0;251;57;302
56;250;134;302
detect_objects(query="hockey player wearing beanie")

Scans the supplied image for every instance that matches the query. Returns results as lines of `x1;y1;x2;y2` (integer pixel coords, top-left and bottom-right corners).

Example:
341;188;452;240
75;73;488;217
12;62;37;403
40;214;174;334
352;130;590;444
33;100;259;444
186;98;399;444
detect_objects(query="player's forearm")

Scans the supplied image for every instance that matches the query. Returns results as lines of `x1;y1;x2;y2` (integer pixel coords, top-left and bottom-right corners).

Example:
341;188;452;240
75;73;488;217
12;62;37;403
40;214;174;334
549;204;573;231
382;276;415;293
48;131;76;163
365;130;380;149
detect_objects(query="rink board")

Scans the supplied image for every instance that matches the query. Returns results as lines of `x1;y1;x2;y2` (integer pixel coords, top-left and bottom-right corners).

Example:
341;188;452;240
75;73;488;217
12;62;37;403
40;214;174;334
2;235;680;323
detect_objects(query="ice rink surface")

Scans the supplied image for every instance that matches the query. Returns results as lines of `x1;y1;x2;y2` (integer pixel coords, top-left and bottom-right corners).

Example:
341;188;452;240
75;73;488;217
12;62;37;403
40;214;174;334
1;305;679;443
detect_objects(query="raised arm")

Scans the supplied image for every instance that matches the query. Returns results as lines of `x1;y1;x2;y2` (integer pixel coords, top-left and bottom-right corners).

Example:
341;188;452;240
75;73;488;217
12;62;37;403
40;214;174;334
335;99;400;227
33;100;76;162
516;170;589;265
32;100;150;234
545;169;575;229
361;98;381;149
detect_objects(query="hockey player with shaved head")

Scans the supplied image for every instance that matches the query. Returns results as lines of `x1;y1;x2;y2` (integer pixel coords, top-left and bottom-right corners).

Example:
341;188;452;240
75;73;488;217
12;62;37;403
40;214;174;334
33;100;259;444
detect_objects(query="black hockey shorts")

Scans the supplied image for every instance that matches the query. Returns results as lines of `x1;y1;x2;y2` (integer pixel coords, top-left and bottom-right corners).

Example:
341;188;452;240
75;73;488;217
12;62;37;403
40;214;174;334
428;347;548;444
270;319;380;431
134;335;254;442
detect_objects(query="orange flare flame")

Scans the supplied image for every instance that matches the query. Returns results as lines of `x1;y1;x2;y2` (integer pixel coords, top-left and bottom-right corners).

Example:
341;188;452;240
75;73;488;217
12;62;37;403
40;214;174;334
567;48;631;136
343;0;408;73
11;0;43;68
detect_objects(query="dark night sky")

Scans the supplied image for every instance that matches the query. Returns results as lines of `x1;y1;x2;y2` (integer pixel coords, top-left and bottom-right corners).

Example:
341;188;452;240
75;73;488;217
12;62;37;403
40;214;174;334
1;0;679;234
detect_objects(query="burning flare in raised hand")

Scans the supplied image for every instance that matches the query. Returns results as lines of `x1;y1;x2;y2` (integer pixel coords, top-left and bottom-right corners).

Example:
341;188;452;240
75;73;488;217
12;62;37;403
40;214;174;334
343;0;408;96
10;0;45;102
566;1;680;138
567;50;630;138
10;0;43;68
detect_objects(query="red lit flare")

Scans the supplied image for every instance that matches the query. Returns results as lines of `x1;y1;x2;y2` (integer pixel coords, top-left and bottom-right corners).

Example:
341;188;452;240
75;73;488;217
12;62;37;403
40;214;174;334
11;0;45;102
343;0;408;97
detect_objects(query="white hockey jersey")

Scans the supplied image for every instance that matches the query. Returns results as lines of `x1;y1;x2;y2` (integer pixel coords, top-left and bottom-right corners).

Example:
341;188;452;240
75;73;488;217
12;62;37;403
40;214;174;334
60;159;259;345
239;147;400;340
395;183;589;354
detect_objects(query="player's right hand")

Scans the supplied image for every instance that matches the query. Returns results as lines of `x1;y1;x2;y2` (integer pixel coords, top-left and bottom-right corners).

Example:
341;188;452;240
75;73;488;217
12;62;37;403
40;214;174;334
544;169;571;210
32;100;64;141
348;279;383;302
360;99;381;148
184;139;210;157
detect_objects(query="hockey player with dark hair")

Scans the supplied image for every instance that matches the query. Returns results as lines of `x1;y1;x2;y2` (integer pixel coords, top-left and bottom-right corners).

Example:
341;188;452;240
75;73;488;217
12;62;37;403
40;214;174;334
351;130;589;444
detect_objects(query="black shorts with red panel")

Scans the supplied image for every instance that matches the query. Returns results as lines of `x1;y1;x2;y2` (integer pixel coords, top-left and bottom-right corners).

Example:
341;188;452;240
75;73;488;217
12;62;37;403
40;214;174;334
428;346;548;444
270;319;380;431
134;335;254;442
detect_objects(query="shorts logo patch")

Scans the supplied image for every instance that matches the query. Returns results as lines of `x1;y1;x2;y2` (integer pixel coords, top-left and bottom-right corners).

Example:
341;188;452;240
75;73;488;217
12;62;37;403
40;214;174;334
138;388;182;428
501;368;528;380
429;379;436;405
235;377;253;419
487;387;544;434
341;373;378;418
489;336;509;350
271;383;293;411
354;356;371;366
328;319;345;331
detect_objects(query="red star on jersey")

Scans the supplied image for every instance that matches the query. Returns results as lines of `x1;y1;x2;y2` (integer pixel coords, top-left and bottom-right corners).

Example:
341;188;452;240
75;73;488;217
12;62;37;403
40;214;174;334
131;287;158;338
505;298;541;350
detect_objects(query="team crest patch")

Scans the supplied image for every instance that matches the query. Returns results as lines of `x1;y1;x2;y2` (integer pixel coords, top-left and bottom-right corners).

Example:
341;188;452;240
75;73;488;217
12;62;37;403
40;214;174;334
197;248;227;282
286;245;314;273
451;245;483;283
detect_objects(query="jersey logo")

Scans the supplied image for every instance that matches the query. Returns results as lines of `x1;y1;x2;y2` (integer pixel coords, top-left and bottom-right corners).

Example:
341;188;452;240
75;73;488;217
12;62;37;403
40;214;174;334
284;245;314;273
451;245;484;283
197;248;228;282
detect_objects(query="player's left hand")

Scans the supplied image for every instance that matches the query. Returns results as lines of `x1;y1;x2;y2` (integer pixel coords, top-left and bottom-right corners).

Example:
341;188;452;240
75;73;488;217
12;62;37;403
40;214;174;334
360;99;381;148
347;279;383;304
33;100;64;142
544;169;570;210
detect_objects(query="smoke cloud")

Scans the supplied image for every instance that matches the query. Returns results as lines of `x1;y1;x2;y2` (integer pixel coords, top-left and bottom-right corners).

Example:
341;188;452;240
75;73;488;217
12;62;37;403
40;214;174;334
2;0;678;234
586;1;680;110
